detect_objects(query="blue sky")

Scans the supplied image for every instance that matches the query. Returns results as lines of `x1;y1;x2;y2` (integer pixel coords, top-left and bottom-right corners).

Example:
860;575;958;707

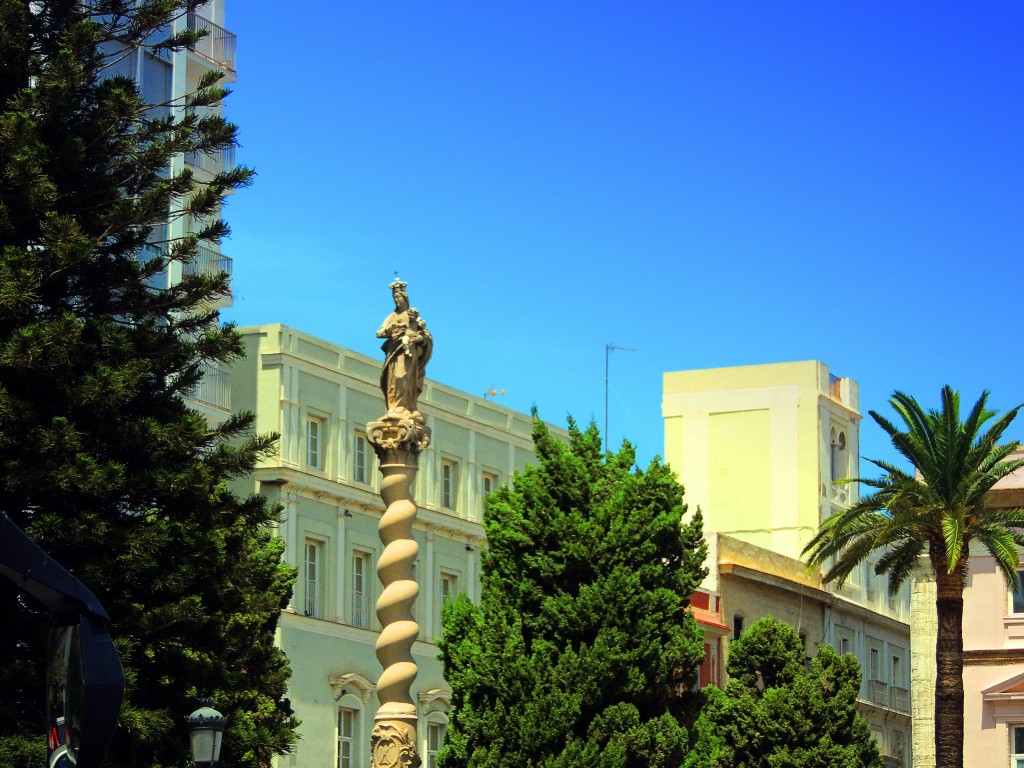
221;2;1024;473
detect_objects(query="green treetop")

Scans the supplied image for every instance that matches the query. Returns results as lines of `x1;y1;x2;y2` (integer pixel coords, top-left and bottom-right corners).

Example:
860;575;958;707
0;2;296;766
438;417;708;768
686;617;883;768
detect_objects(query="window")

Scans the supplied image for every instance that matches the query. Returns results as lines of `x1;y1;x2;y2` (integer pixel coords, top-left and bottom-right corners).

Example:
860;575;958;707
829;429;846;483
1013;570;1024;614
442;460;458;510
338;708;356;768
352;551;371;628
426;722;445;768
482;471;498;496
1013;726;1024;768
353;433;368;484
307;417;323;469
441;572;457;604
865;560;876;599
869;647;880;680
438;572;458;638
836;625;854;656
733;614;744;641
305;539;323;618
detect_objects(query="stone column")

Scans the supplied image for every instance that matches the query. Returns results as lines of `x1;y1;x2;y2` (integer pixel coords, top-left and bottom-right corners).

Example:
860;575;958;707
367;278;433;768
367;418;429;768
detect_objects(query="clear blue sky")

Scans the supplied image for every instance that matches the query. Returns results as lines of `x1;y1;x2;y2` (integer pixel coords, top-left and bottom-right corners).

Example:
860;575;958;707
221;2;1024;474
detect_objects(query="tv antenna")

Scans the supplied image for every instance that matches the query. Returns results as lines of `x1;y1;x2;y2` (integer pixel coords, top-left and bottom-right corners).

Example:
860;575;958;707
605;344;637;452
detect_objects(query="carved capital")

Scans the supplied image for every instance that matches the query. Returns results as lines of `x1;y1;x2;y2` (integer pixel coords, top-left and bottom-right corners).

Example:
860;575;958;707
371;721;420;768
367;414;432;459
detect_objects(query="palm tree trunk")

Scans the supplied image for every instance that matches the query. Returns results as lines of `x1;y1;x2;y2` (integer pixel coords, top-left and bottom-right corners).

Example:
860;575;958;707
934;570;964;768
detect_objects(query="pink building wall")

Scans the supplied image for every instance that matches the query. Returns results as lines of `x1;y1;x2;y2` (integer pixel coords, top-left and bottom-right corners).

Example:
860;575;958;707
961;455;1024;768
963;554;1024;767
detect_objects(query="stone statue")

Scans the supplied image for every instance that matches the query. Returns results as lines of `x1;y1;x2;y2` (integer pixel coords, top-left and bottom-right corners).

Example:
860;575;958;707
376;279;432;420
368;277;431;768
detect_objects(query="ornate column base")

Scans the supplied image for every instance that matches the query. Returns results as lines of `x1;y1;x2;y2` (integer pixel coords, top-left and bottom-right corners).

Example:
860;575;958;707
371;720;420;768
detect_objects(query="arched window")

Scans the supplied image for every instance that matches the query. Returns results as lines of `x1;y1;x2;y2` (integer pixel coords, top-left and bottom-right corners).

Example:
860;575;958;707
330;673;374;768
830;428;847;484
419;688;452;768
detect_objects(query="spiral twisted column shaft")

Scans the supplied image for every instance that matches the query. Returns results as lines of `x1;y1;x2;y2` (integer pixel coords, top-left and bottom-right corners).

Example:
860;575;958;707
367;417;430;768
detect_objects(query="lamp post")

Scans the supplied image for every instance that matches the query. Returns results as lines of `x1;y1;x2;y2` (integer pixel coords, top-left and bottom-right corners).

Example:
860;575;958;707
186;703;226;767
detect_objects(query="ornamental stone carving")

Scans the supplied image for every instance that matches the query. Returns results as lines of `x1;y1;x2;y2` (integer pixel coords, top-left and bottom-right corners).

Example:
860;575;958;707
371;721;419;768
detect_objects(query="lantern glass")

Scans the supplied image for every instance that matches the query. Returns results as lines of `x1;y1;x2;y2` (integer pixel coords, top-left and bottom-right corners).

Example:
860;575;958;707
187;706;226;767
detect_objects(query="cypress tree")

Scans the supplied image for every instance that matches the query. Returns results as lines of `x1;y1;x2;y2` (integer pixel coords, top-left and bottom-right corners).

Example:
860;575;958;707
685;617;883;768
438;417;708;767
0;2;297;766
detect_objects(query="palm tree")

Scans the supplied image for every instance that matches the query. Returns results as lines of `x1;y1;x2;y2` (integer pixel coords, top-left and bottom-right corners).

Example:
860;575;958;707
803;386;1024;768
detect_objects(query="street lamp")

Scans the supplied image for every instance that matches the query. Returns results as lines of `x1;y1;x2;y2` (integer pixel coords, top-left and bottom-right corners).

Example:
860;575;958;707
186;703;226;767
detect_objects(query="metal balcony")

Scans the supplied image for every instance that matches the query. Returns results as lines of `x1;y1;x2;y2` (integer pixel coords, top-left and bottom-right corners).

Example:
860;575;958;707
352;592;370;629
186;12;236;72
304;579;324;618
867;679;889;708
186;361;231;412
183;245;232;284
184;146;236;176
890;685;910;714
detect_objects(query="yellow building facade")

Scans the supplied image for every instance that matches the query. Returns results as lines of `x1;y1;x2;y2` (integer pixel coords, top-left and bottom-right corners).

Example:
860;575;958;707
664;360;913;766
228;324;553;768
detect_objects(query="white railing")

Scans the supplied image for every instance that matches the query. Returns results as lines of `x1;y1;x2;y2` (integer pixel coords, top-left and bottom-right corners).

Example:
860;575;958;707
186;361;231;412
304;579;324;618
352;592;369;628
186;12;236;72
890;686;910;714
184;146;236;176
183;245;233;282
830;483;849;505
867;679;888;708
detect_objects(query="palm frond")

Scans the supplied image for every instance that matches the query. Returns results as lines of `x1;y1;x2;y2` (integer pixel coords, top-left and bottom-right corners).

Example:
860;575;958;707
804;386;1024;597
875;539;925;595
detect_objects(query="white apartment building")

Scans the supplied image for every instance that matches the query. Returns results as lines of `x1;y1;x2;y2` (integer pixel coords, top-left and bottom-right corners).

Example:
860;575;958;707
103;1;237;420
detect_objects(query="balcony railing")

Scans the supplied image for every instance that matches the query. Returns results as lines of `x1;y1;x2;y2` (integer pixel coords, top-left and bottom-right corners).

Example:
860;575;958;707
186;12;236;72
890;685;910;714
867;679;889;708
184;146;236;176
183;245;232;284
186;361;231;412
304;579;324;618
352;592;369;628
830;482;849;506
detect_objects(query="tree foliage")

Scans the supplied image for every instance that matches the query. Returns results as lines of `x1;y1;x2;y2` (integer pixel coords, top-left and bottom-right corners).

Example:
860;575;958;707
803;387;1024;768
686;617;882;768
0;2;297;766
438;417;708;768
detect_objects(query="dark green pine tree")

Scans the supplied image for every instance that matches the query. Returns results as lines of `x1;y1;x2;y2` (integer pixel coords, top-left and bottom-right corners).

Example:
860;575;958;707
685;617;883;768
438;417;708;768
0;2;297;767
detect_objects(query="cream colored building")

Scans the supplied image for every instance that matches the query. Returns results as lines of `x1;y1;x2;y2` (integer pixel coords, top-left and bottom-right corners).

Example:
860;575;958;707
228;324;552;768
663;360;912;766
